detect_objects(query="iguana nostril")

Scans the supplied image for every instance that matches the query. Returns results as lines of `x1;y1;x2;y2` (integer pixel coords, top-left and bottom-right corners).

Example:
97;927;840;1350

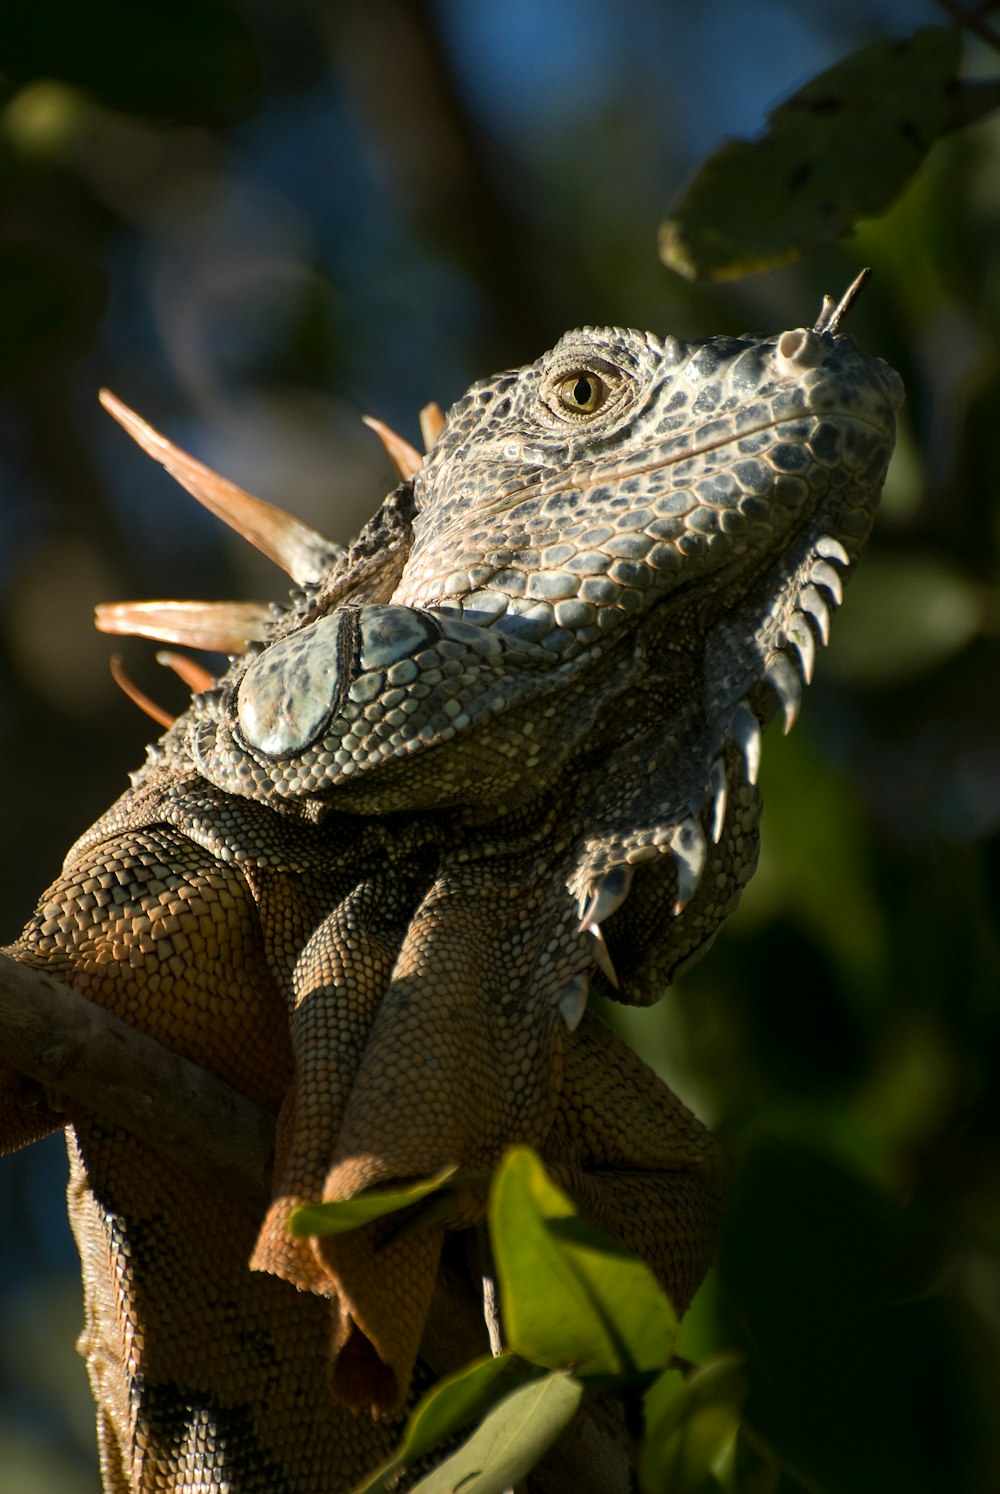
776;327;825;370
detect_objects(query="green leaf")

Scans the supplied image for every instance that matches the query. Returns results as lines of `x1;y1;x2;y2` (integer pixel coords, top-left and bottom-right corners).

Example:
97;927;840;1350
354;1352;539;1494
290;1165;460;1237
407;1370;584;1494
490;1147;677;1381
639;1355;746;1494
661;27;984;279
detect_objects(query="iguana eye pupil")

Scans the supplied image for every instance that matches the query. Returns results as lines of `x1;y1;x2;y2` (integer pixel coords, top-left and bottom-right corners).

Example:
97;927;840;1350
560;373;604;413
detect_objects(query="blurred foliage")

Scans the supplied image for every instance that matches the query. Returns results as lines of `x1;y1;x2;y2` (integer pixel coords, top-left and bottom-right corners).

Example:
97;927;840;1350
660;26;1000;278
0;0;261;120
1;0;999;1491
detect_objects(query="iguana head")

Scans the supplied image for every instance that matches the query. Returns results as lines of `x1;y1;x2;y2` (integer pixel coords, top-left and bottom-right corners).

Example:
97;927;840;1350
102;285;902;1000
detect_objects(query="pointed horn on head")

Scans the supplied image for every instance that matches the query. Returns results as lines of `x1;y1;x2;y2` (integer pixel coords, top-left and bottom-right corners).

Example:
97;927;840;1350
98;390;342;586
361;415;423;481
109;654;176;729
419;402;445;450
95;600;272;654
155;651;215;693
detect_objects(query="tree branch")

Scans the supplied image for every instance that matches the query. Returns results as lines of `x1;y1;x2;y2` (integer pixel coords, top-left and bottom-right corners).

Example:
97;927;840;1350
0;950;274;1214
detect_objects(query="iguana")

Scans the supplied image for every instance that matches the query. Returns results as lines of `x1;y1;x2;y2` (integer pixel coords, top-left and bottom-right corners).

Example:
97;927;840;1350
0;282;902;1492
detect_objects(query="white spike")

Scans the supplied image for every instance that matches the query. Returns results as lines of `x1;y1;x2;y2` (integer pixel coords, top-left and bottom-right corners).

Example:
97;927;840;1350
812;293;838;336
669;818;708;914
708;756;728;844
798;585;831;646
812;558;844;606
786;614;816;685
557;972;590;1032
577;864;634;932
766;653;803;734
815;535;850;567
812;267;871;336
588;926;620;989
730;701;762;786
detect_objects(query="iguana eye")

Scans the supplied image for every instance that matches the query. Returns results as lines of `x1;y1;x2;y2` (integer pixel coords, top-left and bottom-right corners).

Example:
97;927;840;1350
539;355;626;422
556;372;606;414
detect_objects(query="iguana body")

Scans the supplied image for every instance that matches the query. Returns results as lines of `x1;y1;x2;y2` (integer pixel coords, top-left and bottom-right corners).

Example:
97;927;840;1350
0;308;901;1491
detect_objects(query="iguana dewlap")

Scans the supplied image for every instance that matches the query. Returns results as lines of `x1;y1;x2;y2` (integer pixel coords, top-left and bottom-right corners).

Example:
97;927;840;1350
0;296;901;1491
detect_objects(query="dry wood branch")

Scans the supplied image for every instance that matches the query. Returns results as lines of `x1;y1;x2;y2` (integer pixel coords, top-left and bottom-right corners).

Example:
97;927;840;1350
0;950;272;1215
0;949;630;1493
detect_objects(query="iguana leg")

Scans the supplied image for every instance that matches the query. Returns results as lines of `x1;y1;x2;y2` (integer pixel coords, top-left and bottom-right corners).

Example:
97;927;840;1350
249;850;720;1409
3;826;399;1493
250;864;417;1293
300;861;581;1413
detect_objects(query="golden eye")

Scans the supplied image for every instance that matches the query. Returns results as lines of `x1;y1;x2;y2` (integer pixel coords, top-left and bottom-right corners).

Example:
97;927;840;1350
557;372;606;414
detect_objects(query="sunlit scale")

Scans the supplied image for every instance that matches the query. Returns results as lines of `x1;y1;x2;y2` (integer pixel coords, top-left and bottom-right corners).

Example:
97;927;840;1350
237;615;346;757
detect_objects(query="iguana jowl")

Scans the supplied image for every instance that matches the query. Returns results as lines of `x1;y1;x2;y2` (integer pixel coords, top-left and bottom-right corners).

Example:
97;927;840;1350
0;294;902;1492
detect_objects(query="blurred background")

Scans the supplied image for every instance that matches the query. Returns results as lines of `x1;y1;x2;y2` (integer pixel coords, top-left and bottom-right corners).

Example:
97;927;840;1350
1;1;998;1489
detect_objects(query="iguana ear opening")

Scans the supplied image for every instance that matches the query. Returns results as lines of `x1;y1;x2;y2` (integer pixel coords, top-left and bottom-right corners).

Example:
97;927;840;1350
192;601;597;814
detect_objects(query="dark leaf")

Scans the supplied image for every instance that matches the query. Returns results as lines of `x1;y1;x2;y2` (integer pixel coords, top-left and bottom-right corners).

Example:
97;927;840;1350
661;27;986;279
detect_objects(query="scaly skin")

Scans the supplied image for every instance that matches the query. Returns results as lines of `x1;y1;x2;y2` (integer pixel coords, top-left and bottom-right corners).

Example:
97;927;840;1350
0;314;901;1492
